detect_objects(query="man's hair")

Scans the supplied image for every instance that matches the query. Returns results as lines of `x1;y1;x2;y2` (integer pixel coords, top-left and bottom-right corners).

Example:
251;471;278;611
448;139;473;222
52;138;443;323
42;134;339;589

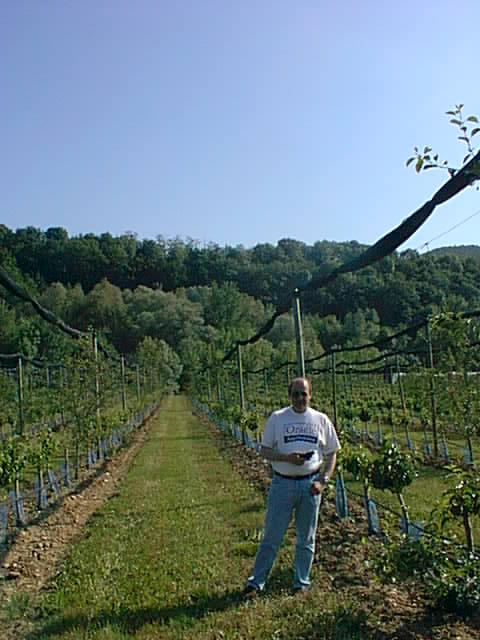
288;377;312;396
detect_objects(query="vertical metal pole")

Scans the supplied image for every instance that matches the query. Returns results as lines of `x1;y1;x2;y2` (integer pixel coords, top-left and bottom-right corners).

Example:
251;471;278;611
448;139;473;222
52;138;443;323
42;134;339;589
237;344;245;410
216;368;221;402
136;364;141;402
121;356;127;411
207;369;212;401
263;368;269;415
60;365;66;427
426;320;439;458
92;331;101;425
237;345;246;445
293;288;305;378
395;355;406;412
331;352;338;430
17;357;24;435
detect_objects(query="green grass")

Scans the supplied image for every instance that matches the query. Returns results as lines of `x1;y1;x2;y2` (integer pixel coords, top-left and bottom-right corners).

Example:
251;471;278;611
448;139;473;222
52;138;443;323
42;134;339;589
9;396;370;639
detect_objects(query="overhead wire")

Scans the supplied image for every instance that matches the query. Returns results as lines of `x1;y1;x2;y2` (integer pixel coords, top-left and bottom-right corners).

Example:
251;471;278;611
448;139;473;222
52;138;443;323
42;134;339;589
416;207;480;252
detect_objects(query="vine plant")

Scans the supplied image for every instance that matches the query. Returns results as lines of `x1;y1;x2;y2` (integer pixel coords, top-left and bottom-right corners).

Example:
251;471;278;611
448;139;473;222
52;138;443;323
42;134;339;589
440;466;480;553
342;443;377;533
406;104;480;180
370;440;416;532
27;429;57;508
0;435;28;524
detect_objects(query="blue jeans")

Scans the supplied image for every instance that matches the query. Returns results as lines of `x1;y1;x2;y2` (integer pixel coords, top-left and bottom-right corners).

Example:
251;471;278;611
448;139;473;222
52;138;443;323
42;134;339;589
248;473;321;591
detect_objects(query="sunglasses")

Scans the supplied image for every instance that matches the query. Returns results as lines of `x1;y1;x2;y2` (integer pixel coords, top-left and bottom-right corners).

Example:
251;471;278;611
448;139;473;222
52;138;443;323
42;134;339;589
291;390;308;398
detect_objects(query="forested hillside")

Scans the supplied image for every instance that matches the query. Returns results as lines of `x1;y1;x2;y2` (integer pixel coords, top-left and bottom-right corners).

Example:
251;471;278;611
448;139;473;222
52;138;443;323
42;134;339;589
2;224;480;385
428;244;480;261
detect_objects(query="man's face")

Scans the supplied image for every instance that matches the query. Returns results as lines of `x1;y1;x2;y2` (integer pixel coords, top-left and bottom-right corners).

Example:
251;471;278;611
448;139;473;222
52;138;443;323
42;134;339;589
289;379;311;413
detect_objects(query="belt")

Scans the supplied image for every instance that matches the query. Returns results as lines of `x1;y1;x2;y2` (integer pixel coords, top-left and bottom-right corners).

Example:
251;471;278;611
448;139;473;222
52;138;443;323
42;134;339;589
274;469;320;480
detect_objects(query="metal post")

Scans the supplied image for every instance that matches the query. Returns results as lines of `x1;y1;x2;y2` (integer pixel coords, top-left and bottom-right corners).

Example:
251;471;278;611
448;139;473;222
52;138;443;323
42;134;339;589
331;352;338;430
92;331;101;425
237;344;245;410
17;357;24;435
396;355;406;412
263;368;269;415
136;364;141;402
216;369;221;402
121;356;127;411
426;320;439;458
60;365;66;427
293;288;305;378
207;369;212;401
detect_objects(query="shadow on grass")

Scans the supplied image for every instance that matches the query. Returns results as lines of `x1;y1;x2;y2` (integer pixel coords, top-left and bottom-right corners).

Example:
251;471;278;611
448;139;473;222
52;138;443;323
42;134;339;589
236;502;265;515
29;570;300;639
27;590;247;639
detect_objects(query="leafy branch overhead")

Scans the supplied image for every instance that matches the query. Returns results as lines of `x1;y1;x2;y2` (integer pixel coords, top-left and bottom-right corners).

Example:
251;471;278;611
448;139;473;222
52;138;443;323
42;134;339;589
407;104;480;181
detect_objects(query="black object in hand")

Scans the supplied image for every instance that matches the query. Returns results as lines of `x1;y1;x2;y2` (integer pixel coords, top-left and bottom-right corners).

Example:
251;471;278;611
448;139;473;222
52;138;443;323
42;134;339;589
302;451;315;460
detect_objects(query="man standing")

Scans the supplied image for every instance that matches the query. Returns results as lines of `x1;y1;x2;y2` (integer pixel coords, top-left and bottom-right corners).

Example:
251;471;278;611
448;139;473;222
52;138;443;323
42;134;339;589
245;376;340;596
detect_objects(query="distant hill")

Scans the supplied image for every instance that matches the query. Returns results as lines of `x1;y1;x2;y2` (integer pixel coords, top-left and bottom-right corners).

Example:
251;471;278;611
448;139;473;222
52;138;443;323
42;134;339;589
427;245;480;261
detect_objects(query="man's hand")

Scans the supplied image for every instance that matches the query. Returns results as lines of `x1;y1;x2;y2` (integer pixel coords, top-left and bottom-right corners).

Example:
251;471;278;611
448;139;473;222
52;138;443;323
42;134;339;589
260;447;308;465
310;481;327;496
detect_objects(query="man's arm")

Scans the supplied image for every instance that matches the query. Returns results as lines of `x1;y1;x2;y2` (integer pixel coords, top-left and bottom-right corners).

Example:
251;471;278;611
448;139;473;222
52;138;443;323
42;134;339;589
260;445;306;466
321;452;337;481
310;452;337;495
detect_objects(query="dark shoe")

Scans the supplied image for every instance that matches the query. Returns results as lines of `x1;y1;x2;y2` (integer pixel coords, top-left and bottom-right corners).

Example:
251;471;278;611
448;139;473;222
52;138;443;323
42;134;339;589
243;585;260;599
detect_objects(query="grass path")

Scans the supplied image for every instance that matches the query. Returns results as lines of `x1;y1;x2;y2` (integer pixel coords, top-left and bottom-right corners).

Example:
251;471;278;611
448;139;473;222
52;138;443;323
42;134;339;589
24;396;357;640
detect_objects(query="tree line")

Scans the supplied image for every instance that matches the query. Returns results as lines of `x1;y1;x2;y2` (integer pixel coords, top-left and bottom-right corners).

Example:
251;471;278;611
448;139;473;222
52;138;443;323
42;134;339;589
2;224;480;387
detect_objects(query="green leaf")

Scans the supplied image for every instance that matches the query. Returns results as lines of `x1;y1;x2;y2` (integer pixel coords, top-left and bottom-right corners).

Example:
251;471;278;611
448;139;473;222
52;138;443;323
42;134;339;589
450;119;463;126
467;116;479;123
471;128;480;137
458;136;470;142
406;157;415;167
415;157;424;173
446;111;457;116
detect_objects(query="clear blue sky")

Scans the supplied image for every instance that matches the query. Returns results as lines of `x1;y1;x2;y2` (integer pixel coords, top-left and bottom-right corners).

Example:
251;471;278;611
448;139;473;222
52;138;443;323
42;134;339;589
2;1;479;253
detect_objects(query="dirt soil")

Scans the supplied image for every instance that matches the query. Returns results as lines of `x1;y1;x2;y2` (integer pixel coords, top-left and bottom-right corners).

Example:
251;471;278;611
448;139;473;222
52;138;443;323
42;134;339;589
0;417;153;639
1;407;480;640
